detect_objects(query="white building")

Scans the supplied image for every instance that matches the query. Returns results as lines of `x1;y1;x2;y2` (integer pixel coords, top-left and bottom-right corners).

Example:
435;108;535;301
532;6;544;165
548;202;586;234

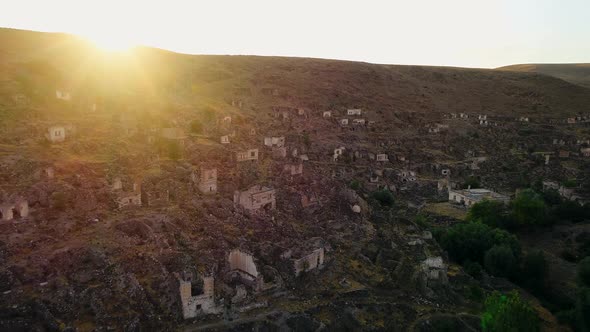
448;188;509;207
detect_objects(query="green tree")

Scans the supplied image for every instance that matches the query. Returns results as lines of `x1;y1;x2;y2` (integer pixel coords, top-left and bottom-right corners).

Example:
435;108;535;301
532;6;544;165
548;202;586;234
468;200;513;229
484;245;518;278
510;189;547;226
481;291;540;332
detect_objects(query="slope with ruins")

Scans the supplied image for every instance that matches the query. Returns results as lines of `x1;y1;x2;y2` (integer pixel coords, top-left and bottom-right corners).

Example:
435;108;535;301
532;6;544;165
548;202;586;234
0;28;589;330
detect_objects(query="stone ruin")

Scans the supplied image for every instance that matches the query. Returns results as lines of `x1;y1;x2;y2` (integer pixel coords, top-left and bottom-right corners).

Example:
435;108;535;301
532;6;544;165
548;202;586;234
283;163;303;176
236;149;259;162
421;256;448;286
196;167;217;194
46;125;66;143
376;153;389;162
0;198;29;221
55;89;71;101
113;179;142;208
281;238;328;276
227;249;264;291
347;109;362;116
264;136;285;148
178;273;220;319
233;185;276;212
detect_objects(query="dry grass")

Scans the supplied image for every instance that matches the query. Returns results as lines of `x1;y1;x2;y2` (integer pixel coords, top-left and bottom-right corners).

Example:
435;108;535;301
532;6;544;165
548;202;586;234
423;202;467;220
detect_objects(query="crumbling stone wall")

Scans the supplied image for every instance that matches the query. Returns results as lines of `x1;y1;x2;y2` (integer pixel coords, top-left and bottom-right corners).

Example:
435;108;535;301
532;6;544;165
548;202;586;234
179;276;217;319
293;248;325;276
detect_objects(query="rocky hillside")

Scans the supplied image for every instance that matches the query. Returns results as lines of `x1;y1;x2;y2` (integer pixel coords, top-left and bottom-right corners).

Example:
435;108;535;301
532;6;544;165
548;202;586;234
0;28;589;331
498;63;590;89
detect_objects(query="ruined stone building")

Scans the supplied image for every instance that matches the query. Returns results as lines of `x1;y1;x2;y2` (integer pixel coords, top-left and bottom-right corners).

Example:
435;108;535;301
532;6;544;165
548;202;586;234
284;163;303;176
340;119;349;126
347;109;362;116
264;136;285;148
322;111;332;118
421;256;448;286
448;188;509;207
178;274;218;319
55;89;71;101
272;146;287;158
282;238;327;276
115;180;142;208
352;119;366;125
0;199;29;221
197;168;217;194
399;170;416;182
333;147;345;161
220;135;230;144
376;154;389;162
47;125;66;143
227;249;264;291
237;149;259;162
234;185;276;212
160;128;187;145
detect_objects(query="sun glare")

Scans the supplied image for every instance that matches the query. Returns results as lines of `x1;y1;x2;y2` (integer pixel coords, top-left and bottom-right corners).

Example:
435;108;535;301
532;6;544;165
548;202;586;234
85;33;136;52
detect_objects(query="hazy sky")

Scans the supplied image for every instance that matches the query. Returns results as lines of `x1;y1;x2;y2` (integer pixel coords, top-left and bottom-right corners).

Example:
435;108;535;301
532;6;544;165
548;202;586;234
1;0;588;68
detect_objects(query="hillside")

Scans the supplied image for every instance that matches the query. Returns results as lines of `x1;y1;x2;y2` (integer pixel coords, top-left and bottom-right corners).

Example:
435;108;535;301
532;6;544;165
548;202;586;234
2;28;590;119
498;63;590;89
0;27;589;331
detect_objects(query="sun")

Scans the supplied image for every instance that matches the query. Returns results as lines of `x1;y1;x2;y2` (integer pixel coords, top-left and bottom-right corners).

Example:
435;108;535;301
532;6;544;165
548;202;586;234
85;32;136;52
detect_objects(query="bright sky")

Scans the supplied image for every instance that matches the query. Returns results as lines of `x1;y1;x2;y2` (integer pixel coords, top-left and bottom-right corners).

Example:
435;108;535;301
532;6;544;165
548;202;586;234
1;0;588;68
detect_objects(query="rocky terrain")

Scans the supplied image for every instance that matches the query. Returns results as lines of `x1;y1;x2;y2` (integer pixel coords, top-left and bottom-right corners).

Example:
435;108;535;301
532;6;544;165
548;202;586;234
0;28;589;331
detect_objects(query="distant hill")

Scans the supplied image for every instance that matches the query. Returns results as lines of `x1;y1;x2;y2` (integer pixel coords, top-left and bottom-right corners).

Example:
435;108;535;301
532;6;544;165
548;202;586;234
497;63;590;88
1;27;589;118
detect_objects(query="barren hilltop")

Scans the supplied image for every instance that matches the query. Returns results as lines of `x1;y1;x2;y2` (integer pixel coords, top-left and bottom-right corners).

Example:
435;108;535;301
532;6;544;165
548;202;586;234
0;28;589;331
498;63;590;89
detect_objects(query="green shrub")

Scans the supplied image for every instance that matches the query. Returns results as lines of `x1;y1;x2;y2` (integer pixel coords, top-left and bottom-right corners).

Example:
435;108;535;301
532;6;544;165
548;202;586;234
484;245;518;278
481;291;540;332
521;251;548;292
464;260;483;279
349;180;360;191
371;189;394;207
